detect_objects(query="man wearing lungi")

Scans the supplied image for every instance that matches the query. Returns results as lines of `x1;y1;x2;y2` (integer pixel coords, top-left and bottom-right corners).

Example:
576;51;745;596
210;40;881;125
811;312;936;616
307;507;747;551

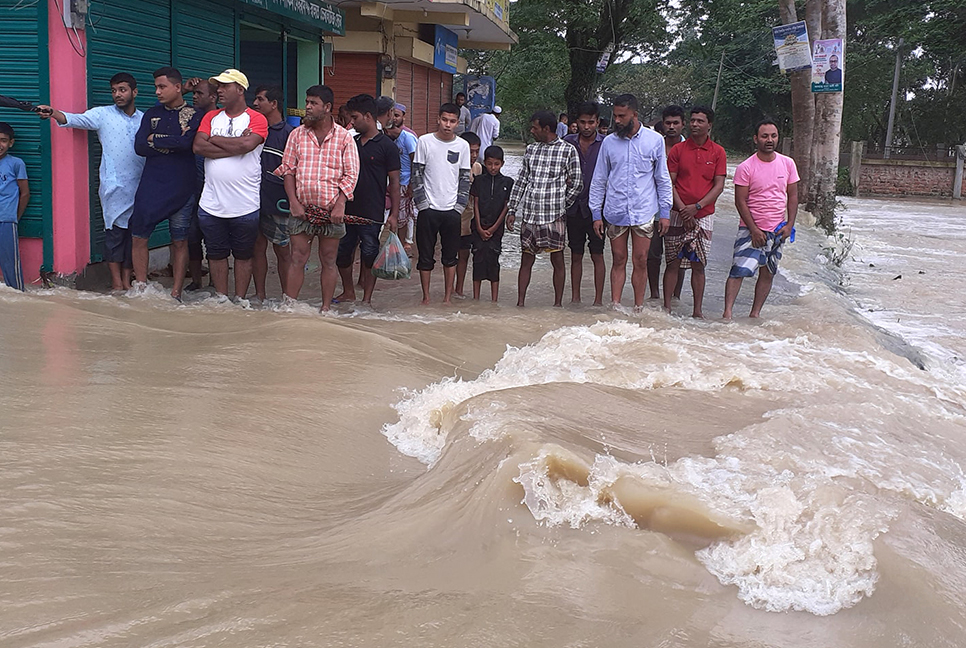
723;119;799;320
664;105;727;318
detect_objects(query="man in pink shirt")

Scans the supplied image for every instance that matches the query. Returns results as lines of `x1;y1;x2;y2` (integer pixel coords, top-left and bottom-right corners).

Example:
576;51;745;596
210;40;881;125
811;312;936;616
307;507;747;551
723;119;799;319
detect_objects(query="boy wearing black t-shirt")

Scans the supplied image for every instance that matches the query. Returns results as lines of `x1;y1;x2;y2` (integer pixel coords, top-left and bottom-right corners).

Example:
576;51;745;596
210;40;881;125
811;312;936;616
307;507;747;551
470;145;513;302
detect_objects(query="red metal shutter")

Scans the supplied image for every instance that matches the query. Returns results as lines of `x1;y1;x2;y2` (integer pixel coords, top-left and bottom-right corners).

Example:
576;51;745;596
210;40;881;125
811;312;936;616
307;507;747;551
412;63;429;135
428;68;441;122
325;53;379;109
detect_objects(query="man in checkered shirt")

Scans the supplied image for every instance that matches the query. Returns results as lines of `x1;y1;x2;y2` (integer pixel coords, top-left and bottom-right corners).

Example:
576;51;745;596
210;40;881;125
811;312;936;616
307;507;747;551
275;84;360;311
506;110;582;307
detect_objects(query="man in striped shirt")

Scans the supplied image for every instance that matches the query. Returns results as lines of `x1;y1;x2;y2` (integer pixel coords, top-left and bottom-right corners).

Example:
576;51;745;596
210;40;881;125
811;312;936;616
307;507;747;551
274;85;360;311
506;110;582;307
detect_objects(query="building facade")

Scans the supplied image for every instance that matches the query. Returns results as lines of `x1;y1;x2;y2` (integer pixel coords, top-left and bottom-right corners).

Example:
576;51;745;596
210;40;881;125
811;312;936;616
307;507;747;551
0;0;512;285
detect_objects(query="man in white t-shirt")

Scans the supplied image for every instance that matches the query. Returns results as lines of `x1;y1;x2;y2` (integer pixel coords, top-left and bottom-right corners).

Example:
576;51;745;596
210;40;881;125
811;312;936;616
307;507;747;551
192;69;268;300
411;102;471;305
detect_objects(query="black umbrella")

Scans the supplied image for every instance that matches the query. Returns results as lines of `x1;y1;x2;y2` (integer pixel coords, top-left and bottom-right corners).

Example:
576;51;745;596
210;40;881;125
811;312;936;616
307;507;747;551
0;94;42;113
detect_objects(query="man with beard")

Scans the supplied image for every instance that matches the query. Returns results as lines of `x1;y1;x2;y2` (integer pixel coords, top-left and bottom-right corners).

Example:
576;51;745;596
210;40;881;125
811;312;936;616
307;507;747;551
589;94;672;310
274;85;359;311
455;92;472;135
723;120;799;320
38;73;145;291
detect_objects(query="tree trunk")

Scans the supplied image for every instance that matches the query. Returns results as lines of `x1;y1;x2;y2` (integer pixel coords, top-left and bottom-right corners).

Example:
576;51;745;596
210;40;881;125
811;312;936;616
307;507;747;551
779;0;815;201
564;45;601;117
808;0;846;233
804;0;824;206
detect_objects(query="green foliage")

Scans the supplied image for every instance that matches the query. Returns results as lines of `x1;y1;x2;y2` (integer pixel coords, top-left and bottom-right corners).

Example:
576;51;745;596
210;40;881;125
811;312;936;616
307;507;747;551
836;167;854;196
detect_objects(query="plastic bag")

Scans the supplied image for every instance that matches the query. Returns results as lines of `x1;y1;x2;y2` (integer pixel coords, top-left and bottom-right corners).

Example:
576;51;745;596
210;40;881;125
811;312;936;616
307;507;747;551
371;231;412;280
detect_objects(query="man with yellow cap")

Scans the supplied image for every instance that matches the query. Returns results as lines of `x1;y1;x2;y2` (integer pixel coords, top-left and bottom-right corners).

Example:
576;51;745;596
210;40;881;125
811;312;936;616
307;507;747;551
192;68;269;302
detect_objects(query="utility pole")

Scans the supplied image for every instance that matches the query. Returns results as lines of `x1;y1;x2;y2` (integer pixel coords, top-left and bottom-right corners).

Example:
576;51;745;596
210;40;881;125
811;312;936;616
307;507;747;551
884;38;904;160
712;50;725;111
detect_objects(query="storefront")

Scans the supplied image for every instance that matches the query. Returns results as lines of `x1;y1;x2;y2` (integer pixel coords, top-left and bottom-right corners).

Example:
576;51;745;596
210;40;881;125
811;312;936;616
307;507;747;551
0;0;343;284
0;0;514;286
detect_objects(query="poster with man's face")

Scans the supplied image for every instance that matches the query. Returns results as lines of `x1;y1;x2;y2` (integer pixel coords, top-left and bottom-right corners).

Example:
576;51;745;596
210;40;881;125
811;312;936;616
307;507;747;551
811;39;844;93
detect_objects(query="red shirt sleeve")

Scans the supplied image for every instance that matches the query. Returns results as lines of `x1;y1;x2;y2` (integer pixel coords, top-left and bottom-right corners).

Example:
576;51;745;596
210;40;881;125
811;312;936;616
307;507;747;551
714;144;727;176
667;143;680;174
198;111;215;136
246;109;269;139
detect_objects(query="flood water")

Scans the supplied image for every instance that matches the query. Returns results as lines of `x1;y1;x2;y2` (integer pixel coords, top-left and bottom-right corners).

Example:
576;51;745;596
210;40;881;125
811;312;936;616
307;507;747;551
2;154;966;647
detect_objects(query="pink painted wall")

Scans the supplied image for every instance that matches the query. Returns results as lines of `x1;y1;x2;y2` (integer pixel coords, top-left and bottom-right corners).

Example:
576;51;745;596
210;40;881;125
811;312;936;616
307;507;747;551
47;0;91;278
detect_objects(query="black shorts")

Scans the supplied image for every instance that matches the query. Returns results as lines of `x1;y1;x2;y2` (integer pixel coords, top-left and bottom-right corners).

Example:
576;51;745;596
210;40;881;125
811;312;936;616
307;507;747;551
415;208;461;272
567;215;604;255
103;226;132;267
473;240;501;283
460;234;474;251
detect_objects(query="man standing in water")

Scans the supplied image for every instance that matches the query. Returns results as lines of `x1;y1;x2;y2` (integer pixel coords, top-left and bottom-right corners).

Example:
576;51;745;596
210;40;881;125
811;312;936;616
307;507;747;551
193;69;268;301
589;94;672;310
663;106;726;318
336;94;400;305
275;85;359;311
647;104;687;301
562;101;606;305
185;78;218;291
39;73;145;291
251;85;295;302
723;119;799;319
130;67;202;300
411;103;471;305
455;92;472;136
506;110;582;308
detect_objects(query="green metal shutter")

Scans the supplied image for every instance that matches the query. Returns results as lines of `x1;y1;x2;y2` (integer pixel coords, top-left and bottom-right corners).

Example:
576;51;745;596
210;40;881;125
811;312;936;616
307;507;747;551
174;0;237;78
87;0;173;257
0;2;47;241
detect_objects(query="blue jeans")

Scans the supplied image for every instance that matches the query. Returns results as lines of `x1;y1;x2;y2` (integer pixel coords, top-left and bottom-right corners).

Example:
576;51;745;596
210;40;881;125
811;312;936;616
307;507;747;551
336;222;383;268
197;209;260;260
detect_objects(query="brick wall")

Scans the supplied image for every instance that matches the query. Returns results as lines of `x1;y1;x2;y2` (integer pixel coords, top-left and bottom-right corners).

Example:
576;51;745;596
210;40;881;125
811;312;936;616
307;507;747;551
858;159;965;198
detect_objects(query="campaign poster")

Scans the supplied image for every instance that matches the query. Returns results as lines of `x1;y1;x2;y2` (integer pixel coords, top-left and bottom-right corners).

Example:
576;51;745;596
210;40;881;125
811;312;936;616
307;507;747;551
773;21;812;73
811;39;844;93
464;76;495;121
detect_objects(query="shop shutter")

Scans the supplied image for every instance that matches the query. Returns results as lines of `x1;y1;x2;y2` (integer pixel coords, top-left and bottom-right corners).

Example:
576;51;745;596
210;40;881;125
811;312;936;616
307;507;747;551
324;53;378;109
442;73;453;107
87;0;173;257
411;63;428;136
395;59;413;127
429;68;442;124
0;2;45;239
174;0;236;79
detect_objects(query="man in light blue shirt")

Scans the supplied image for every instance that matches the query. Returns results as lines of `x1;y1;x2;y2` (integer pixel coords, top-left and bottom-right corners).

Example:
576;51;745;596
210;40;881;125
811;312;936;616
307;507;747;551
589;93;673;309
39;72;145;291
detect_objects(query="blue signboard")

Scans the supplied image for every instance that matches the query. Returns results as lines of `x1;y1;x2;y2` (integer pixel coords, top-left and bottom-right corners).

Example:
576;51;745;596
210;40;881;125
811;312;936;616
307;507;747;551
434;25;459;74
463;76;495;121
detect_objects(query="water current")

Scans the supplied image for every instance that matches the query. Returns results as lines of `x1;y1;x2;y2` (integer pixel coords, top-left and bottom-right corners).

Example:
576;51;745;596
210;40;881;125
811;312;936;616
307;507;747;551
1;153;965;646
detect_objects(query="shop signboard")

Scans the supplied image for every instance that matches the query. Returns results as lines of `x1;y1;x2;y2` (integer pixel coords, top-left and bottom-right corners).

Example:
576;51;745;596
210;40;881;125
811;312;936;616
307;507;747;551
237;0;345;36
434;25;459;74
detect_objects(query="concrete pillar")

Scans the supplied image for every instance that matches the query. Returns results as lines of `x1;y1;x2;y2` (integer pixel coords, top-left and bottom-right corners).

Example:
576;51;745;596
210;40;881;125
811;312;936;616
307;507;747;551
850;141;865;195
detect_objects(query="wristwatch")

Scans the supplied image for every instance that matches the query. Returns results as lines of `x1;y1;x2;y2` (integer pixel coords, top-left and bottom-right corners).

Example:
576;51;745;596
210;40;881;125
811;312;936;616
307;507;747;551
695;202;702;210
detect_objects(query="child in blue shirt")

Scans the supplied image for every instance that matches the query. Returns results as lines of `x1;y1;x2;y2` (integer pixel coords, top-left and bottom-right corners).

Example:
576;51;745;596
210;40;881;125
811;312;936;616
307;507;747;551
0;122;30;290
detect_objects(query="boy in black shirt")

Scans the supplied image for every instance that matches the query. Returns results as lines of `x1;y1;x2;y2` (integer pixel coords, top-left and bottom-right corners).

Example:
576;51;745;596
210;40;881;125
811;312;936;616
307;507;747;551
470;145;513;301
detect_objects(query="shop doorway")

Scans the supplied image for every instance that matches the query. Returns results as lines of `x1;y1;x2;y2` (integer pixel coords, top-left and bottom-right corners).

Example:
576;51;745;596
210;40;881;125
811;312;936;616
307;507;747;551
239;22;323;122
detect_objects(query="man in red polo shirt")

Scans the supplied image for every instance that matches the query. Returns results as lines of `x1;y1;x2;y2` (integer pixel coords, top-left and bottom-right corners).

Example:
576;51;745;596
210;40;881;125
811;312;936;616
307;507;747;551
664;105;727;318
